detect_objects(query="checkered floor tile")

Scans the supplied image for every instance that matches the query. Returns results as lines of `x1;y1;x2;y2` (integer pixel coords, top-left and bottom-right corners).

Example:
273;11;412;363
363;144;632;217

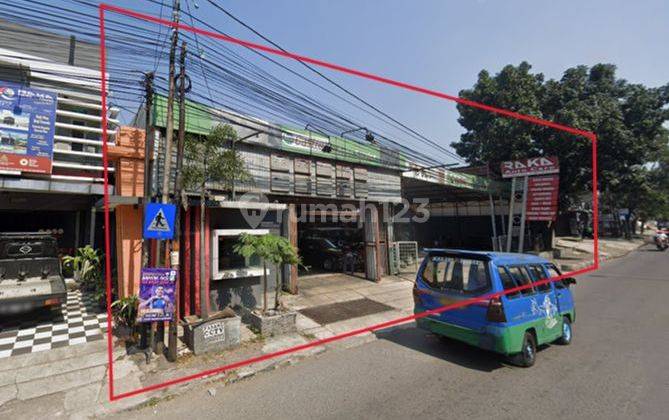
0;290;108;359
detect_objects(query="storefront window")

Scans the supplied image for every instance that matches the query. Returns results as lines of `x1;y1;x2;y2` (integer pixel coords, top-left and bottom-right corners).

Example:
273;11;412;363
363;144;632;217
218;236;260;271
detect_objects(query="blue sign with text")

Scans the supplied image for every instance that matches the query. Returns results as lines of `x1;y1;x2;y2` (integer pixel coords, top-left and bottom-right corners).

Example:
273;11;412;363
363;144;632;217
0;81;57;173
143;203;176;240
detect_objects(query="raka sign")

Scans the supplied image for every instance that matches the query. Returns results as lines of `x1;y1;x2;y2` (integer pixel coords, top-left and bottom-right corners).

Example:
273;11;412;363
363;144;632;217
500;156;559;178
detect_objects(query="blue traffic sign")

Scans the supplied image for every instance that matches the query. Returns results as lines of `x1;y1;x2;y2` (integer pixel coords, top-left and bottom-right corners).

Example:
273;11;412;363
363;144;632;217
143;203;176;240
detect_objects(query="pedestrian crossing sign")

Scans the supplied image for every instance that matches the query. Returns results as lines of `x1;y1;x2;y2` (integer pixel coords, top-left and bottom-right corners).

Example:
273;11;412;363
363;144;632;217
143;203;176;240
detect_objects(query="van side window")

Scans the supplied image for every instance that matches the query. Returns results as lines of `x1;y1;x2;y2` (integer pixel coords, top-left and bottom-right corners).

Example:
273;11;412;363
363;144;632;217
527;265;551;292
546;264;565;289
507;266;535;296
497;266;520;298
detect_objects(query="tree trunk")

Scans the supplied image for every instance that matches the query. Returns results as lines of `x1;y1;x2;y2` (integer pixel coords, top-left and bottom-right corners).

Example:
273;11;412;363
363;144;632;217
262;260;268;315
274;263;281;310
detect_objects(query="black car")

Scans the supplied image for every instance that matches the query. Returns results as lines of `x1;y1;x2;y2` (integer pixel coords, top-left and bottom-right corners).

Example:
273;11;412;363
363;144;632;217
0;232;67;315
300;237;364;271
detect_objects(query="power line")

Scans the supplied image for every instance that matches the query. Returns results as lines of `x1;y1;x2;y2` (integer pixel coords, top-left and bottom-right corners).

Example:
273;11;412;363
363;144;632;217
202;0;465;164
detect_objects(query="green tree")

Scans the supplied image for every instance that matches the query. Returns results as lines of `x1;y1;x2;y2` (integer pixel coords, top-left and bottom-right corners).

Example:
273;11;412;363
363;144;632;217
452;62;669;219
182;124;251;318
233;233;301;314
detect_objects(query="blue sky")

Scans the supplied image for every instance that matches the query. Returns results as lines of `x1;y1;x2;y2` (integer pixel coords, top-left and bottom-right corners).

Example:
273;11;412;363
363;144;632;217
27;0;669;164
173;0;669;162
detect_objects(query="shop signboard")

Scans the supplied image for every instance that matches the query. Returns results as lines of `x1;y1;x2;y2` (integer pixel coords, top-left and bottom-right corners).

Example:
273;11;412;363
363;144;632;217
137;268;177;323
0;81;57;174
500;156;559;178
526;175;559;221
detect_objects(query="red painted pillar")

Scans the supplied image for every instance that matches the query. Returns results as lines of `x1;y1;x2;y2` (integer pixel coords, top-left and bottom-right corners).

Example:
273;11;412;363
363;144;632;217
204;207;211;314
193;208;201;316
183;207;191;317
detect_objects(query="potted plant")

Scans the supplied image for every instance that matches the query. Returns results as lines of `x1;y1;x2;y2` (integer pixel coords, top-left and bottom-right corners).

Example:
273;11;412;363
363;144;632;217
111;295;139;344
63;246;106;308
234;232;301;336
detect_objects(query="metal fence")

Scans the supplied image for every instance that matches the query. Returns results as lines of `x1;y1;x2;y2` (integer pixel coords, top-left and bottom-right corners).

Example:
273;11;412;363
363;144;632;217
389;241;419;275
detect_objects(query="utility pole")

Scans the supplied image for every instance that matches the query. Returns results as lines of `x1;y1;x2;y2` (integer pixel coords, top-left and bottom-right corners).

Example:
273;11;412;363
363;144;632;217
161;0;180;205
156;0;180;354
141;72;155;354
142;72;155;268
167;40;187;362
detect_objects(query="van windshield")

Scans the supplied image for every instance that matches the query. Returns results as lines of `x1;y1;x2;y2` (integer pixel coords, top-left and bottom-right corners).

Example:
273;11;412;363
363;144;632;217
421;254;490;294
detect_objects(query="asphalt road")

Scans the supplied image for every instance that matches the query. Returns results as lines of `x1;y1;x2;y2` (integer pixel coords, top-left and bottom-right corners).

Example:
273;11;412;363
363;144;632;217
114;246;669;420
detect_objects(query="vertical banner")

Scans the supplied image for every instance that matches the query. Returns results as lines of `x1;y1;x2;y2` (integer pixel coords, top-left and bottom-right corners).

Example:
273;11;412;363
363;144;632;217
526;175;559;221
0;81;57;174
138;268;177;322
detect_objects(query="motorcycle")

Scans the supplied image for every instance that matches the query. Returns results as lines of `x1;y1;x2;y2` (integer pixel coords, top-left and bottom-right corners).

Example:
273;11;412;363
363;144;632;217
654;230;669;251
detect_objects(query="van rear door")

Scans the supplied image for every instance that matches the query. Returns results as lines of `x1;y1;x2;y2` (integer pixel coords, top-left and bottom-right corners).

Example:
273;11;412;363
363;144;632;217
415;253;492;332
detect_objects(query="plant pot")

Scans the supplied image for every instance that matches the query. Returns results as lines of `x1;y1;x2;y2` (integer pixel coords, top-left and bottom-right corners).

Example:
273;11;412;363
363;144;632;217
241;307;297;337
183;310;241;355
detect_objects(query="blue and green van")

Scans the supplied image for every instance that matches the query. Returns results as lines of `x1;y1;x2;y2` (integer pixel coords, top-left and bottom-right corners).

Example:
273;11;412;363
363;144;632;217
413;249;576;367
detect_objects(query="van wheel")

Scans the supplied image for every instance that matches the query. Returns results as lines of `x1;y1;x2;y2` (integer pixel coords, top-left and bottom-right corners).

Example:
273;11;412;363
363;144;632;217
511;332;536;367
557;316;572;345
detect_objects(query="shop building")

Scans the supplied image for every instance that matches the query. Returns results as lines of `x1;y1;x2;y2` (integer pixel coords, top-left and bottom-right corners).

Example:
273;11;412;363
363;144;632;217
0;38;118;256
119;98;405;317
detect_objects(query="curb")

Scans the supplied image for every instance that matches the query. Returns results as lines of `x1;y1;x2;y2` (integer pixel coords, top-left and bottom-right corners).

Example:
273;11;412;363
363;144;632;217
558;239;646;272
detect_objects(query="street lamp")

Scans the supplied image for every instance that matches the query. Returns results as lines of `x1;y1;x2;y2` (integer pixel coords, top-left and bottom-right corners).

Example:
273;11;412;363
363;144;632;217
340;126;376;144
304;123;333;153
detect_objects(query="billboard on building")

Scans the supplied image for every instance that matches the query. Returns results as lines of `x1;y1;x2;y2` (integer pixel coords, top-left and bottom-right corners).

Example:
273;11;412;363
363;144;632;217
0;81;57;174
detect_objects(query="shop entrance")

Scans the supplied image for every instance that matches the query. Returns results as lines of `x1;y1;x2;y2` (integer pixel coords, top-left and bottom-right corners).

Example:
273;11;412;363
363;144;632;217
0;192;98;254
297;206;364;276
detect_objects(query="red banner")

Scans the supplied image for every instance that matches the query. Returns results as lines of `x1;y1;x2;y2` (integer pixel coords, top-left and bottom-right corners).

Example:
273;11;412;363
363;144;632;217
0;153;52;174
526;175;559;221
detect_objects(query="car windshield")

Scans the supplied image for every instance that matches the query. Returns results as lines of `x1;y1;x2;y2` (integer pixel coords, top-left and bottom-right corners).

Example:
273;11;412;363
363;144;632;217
421;254;490;294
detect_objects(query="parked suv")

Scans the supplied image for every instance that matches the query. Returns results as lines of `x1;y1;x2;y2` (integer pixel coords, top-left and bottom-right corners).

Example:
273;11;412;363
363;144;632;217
414;249;576;367
0;232;67;315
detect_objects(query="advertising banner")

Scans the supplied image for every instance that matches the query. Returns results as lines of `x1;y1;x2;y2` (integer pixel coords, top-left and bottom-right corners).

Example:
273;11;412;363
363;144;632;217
137;268;177;323
0;81;57;174
501;156;559;178
526;175;559;221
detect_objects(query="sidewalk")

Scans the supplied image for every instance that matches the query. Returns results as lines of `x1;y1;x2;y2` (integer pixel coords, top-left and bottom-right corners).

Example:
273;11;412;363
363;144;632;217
553;236;647;271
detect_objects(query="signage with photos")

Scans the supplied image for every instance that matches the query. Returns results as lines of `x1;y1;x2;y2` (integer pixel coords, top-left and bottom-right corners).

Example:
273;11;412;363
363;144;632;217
0;81;57;174
138;268;177;322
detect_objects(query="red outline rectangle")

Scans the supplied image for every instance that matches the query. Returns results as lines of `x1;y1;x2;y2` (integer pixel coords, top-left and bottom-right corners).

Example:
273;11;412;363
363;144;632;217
98;3;599;402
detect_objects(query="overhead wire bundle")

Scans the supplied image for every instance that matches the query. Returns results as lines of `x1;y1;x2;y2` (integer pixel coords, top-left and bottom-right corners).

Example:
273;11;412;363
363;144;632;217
0;0;468;177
